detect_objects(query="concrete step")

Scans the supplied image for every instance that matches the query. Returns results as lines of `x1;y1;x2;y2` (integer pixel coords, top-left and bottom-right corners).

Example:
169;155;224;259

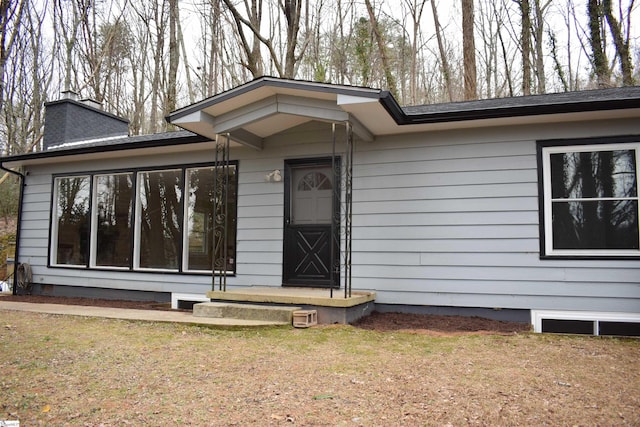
193;302;301;324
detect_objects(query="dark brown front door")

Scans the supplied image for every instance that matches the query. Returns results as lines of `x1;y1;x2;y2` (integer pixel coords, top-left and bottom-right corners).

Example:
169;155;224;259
283;158;339;287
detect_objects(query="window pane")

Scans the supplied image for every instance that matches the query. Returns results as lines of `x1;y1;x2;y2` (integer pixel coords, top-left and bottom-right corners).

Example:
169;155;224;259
138;170;182;269
552;200;639;249
550;150;637;199
95;174;133;267
297;172;333;191
54;176;90;265
186;166;237;271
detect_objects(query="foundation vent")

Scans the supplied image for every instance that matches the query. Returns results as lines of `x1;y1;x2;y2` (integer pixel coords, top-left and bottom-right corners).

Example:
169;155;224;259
532;310;640;337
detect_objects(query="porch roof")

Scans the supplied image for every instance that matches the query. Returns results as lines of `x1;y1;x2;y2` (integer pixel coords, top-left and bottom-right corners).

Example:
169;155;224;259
166;77;385;148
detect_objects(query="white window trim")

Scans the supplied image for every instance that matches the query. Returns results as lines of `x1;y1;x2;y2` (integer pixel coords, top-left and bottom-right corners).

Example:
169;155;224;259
541;141;640;257
50;175;91;267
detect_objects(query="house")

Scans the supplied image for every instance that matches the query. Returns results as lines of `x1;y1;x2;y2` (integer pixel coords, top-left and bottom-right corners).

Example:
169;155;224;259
2;77;639;332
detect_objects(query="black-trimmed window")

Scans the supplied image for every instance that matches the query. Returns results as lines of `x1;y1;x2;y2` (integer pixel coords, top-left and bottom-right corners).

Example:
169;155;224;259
93;172;134;268
184;166;238;272
539;139;639;258
52;175;91;266
50;163;238;273
136;169;183;271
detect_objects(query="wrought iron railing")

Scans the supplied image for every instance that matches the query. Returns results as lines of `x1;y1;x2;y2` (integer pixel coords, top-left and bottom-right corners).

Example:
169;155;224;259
331;122;354;298
212;133;231;292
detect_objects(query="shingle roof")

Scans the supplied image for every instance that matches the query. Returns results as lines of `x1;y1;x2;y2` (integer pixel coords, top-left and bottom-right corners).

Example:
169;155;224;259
393;86;640;124
1;130;208;163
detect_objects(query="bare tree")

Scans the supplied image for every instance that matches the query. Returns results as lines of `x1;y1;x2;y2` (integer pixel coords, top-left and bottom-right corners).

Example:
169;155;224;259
462;0;477;100
222;0;264;77
222;0;308;79
602;0;635;85
166;0;179;120
588;0;611;87
282;0;307;78
401;0;428;104
531;0;549;93
430;0;453;101
519;0;532;95
53;0;88;92
0;0;26;115
364;0;398;99
2;0;52;156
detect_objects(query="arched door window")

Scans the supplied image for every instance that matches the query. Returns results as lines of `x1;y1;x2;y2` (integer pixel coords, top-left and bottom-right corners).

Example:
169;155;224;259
291;167;333;224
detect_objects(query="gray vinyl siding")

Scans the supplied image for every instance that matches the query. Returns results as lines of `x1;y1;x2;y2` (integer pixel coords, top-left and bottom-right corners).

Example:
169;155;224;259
349;118;640;312
16;117;640;312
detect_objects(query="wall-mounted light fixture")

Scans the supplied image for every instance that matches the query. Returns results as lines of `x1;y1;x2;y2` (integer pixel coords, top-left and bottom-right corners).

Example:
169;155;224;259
265;169;282;182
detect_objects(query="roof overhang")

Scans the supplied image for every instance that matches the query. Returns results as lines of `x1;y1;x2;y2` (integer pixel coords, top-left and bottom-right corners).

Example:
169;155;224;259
168;78;640;145
0;132;211;169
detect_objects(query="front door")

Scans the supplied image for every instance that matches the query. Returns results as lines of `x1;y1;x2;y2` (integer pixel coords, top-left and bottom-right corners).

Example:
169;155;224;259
283;158;339;287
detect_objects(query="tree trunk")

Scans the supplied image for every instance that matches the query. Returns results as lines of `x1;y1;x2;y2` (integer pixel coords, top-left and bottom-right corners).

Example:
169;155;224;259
364;0;398;99
602;0;634;86
0;0;25;115
222;0;267;77
281;0;304;78
430;0;453;102
494;4;513;97
520;0;532;95
588;0;610;88
166;0;179;119
149;0;167;133
462;0;476;100
532;0;546;93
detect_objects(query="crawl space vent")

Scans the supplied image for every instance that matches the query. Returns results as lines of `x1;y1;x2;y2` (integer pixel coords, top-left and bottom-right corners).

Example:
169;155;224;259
532;310;640;337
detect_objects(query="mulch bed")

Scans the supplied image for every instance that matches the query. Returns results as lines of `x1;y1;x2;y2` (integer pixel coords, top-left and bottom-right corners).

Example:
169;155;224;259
2;294;531;334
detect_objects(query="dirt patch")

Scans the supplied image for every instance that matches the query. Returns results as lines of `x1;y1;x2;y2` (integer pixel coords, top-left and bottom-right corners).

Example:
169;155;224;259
2;294;530;334
353;310;531;335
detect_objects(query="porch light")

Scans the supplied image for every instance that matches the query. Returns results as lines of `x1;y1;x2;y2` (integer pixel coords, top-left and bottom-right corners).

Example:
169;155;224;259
265;169;282;182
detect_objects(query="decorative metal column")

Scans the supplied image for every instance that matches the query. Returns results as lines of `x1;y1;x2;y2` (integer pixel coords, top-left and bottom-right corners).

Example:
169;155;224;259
212;133;231;292
331;122;354;298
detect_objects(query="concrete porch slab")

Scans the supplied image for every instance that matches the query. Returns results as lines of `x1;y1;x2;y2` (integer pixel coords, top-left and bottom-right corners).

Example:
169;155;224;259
206;287;376;324
206;286;376;307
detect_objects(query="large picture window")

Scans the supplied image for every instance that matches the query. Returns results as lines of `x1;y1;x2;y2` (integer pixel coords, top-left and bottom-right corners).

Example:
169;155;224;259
93;173;134;268
184;165;237;272
136;169;183;270
52;176;91;266
540;140;639;257
50;162;238;273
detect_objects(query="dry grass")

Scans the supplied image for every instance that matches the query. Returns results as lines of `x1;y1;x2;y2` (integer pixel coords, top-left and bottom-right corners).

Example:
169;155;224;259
1;310;638;426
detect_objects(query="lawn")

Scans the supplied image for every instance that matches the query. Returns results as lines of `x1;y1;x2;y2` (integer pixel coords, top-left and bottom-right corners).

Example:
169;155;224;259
1;310;638;426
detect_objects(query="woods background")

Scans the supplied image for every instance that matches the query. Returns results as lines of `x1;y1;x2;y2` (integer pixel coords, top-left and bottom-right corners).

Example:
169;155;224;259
0;0;637;160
